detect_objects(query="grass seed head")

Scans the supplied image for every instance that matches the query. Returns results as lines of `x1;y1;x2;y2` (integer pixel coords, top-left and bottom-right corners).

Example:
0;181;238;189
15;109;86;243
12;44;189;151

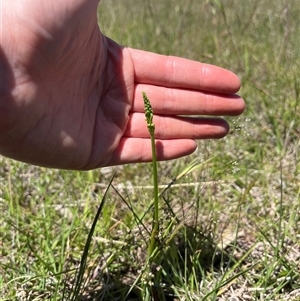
142;91;155;134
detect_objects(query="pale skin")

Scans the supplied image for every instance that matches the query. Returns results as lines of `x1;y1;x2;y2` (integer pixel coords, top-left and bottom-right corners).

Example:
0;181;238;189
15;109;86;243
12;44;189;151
0;0;245;170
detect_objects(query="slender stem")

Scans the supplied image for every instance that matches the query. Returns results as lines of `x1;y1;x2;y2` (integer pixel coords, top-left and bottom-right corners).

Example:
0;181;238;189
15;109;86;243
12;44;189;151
148;132;159;258
142;91;159;259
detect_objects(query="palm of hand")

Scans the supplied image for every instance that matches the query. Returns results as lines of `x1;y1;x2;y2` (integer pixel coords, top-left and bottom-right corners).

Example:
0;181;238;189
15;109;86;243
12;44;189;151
1;1;244;170
2;6;136;169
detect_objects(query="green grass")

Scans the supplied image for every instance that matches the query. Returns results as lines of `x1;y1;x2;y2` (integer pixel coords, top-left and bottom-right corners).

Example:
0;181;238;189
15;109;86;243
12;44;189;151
1;0;300;300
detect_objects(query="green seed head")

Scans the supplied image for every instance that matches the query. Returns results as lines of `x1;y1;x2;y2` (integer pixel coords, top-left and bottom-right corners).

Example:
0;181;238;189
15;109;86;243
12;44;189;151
142;92;155;134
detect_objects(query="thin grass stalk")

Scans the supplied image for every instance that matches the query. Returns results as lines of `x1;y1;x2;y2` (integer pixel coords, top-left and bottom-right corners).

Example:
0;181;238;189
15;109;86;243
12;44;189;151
142;91;159;259
148;128;159;259
70;175;115;301
143;91;164;301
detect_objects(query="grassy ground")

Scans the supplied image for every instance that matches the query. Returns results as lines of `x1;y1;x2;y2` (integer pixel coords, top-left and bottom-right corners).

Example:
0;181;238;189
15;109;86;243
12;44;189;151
1;0;300;300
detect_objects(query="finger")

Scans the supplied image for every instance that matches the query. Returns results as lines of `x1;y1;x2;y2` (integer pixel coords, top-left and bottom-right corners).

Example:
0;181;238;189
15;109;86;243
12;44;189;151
128;48;241;94
124;113;229;139
132;84;245;116
108;138;197;166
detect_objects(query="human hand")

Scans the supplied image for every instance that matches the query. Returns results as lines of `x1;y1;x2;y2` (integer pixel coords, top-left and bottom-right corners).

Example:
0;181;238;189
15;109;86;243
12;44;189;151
0;0;245;170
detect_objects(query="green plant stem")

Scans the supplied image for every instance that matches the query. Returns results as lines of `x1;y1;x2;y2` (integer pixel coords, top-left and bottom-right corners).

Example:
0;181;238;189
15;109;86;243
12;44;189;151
147;132;159;259
142;91;160;260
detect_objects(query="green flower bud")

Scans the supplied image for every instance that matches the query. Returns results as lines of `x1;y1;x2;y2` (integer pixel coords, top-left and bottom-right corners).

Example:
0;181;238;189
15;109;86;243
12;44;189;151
142;92;155;135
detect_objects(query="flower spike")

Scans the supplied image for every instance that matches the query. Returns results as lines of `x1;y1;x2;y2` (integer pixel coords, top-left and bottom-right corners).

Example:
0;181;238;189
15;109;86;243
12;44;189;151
142;91;155;135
